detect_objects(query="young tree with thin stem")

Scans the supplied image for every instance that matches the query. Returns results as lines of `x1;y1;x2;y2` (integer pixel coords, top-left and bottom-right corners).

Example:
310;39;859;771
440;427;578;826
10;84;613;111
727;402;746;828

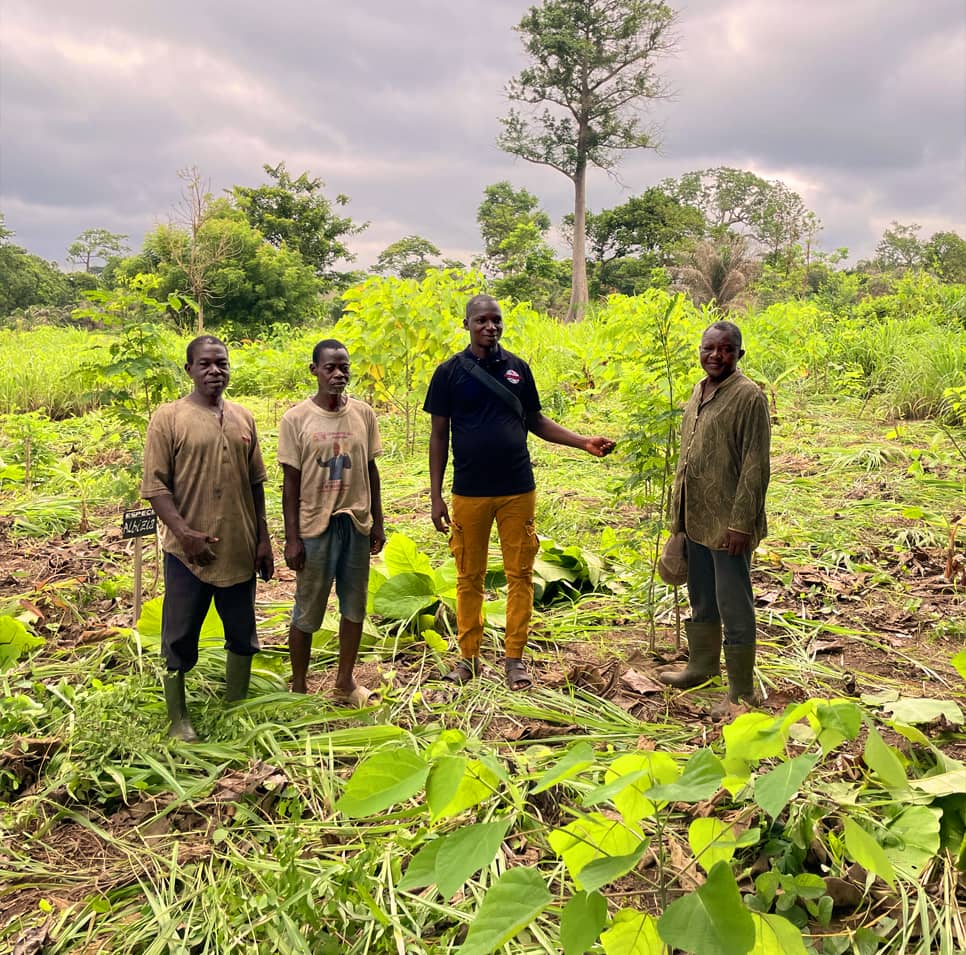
498;0;677;321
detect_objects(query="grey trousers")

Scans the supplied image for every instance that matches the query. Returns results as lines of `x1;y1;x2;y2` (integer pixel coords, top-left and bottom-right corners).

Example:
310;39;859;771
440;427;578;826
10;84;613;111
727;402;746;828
685;537;756;646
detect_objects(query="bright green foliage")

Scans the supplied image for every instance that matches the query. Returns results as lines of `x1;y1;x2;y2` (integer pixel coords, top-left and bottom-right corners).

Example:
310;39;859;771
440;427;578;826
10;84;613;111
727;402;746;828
549;812;643;888
882;805;941;879
73;274;184;432
753;752;821;820
531;741;595;793
658;861;755;955
561;891;608;955
748;912;809;955
645;748;725;803
600;909;664;954
688;818;739;875
577;842;649;893
233;162;364;288
598;750;679;824
0;614;45;669
0;238;72;315
842;816;896;889
335;748;429;817
458;867;551;955
862;724;907;790
583;187;705;297
337;269;481;451
399;818;511;897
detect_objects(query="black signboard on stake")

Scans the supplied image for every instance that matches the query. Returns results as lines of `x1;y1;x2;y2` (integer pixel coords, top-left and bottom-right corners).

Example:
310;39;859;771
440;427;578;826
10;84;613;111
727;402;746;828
122;507;157;539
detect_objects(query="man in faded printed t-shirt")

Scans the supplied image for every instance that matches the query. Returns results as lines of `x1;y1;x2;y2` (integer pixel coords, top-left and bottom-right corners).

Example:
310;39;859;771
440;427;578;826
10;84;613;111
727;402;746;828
278;339;385;706
659;321;771;718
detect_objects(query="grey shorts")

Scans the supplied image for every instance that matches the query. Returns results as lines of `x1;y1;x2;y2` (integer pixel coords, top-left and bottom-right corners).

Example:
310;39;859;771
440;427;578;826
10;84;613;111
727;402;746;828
292;514;371;633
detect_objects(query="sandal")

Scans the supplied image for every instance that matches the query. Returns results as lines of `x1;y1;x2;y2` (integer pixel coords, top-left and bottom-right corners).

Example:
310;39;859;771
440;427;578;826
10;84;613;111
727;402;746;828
442;658;480;685
504;658;533;692
332;685;381;708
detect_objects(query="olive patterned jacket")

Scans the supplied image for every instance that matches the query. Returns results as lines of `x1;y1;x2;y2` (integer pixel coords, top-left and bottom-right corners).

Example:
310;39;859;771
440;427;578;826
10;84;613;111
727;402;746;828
670;371;770;550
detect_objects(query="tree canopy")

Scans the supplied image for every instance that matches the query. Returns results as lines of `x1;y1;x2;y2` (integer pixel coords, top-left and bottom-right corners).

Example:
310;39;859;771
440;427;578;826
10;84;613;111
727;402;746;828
498;0;677;319
233;162;365;290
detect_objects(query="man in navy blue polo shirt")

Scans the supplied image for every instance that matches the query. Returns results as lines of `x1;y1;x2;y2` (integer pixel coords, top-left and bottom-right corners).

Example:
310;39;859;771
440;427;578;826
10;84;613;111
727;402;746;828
424;294;615;690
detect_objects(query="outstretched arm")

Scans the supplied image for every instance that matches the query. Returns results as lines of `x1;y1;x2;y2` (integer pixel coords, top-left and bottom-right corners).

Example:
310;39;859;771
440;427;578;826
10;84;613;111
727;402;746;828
526;412;616;458
429;414;451;532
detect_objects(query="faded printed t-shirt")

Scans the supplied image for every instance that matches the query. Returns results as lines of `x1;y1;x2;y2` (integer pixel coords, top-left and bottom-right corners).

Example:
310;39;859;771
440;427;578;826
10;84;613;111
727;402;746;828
670;372;770;550
141;398;267;586
277;396;382;538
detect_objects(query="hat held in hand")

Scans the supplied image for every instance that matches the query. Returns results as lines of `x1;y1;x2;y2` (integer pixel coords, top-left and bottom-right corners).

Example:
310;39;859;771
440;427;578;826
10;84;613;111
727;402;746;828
658;532;687;585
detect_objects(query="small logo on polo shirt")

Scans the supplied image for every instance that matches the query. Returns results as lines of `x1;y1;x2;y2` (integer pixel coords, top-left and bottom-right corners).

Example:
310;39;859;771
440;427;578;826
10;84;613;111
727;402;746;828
504;369;521;385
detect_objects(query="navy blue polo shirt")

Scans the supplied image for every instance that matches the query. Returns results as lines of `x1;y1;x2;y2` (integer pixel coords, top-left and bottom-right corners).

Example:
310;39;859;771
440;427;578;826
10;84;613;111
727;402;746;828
424;345;542;496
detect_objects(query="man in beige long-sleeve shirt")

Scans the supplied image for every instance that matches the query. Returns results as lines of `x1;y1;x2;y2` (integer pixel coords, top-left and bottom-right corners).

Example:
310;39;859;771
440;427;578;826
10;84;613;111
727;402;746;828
142;335;274;741
660;320;770;717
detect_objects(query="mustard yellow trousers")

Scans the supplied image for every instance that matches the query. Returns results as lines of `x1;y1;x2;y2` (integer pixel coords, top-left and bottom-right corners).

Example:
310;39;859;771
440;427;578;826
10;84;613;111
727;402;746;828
449;492;539;659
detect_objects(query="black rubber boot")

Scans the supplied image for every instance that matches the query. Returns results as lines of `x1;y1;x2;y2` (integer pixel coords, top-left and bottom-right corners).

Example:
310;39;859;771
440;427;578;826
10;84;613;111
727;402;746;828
225;651;252;703
711;643;761;719
163;671;198;742
659;620;722;688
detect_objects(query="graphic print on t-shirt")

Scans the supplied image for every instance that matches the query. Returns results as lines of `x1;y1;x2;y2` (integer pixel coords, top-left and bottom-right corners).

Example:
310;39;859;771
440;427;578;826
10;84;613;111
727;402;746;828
314;431;353;490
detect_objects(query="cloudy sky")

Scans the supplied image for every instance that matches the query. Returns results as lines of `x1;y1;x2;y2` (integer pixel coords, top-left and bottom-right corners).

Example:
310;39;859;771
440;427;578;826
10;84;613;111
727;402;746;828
2;0;964;270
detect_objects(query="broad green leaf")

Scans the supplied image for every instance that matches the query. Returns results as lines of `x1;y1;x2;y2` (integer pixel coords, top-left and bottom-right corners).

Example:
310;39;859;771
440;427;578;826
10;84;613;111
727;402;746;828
754;752;820;819
658;861;755;955
883;698;964;726
336;749;428;818
426;755;466;818
371;572;437;620
432;759;499;821
561;891;608;955
688;818;738;875
426;729;466;759
862;725;906;790
136;596;223;644
422;628;448;652
815;701;862;753
723;713;786;764
383;532;434;578
459;867;551;955
843;817;896;888
366;565;388;612
549;813;643;888
883;806;941;879
532;742;595;794
748;912;809;955
483;598;507;628
601;909;664;955
0;614;45;669
433;558;458;599
860;688;899;706
952;650;966;683
646;749;724;803
600;752;680;823
399;819;511;897
579;842;649;893
908;768;966;796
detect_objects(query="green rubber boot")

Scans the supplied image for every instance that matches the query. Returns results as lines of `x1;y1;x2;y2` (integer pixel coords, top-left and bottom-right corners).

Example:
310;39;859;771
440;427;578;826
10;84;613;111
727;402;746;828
225;651;252;703
711;643;761;719
163;671;198;742
659;621;722;688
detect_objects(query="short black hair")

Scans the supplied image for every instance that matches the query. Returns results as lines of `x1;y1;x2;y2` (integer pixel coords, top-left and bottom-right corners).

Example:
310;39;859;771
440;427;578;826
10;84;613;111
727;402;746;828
703;320;742;350
465;294;499;320
312;338;349;364
186;335;227;363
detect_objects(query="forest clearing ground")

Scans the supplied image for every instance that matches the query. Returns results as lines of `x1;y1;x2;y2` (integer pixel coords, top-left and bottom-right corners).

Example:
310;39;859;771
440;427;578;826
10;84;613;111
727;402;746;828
1;391;964;949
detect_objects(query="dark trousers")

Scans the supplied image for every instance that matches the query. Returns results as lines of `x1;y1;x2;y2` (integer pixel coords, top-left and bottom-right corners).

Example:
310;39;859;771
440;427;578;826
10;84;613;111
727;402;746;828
162;554;259;672
685;538;756;646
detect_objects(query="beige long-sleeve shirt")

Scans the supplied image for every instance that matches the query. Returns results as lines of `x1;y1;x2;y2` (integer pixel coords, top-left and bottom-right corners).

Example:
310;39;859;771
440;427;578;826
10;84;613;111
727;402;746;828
670;372;770;550
141;398;267;586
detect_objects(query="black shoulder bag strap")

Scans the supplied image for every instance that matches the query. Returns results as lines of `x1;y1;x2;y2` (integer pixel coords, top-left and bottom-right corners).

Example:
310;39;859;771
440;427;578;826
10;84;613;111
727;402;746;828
458;354;525;422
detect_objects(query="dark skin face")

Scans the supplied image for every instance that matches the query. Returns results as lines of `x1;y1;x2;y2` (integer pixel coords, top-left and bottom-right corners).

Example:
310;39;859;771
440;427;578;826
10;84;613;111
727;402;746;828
311;347;351;410
464;298;503;357
186;342;230;406
699;328;744;384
